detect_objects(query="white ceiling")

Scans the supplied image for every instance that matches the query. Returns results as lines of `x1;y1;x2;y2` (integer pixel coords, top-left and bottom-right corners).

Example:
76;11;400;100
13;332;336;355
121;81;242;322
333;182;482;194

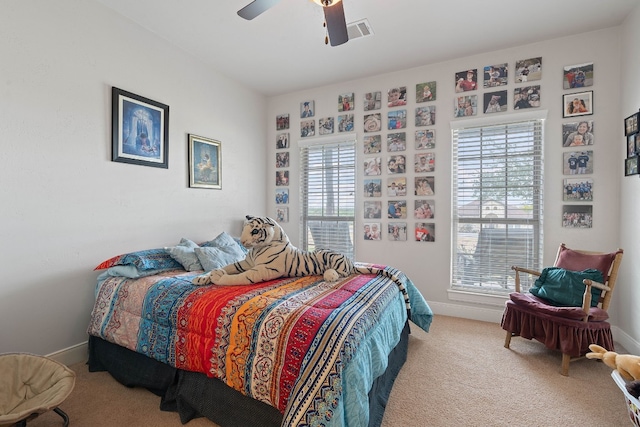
95;0;637;97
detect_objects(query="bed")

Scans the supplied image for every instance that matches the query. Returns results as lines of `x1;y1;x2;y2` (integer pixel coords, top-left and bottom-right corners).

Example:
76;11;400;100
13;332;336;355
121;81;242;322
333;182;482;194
86;238;432;427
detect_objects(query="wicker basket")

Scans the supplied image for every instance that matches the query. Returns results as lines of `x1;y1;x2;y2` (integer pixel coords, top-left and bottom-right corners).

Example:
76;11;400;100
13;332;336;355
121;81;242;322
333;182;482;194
612;370;640;426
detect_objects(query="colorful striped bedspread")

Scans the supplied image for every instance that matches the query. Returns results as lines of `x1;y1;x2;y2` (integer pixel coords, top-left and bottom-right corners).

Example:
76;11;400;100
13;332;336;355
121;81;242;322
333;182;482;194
87;263;432;426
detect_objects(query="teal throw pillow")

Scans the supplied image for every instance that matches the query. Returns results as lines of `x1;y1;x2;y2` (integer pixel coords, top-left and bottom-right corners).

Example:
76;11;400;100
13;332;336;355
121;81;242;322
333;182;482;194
529;267;604;307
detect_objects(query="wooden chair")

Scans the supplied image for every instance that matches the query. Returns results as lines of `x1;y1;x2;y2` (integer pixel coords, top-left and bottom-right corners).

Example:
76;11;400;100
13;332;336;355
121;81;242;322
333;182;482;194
501;243;623;376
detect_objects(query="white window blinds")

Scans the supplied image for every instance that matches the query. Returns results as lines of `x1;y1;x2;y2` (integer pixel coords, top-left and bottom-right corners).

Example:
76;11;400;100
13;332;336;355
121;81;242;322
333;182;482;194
300;139;356;260
451;119;544;294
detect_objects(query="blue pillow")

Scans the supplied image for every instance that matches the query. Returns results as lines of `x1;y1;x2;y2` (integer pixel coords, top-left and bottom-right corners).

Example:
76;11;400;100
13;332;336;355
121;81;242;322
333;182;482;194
529;267;604;307
95;248;183;271
101;265;170;279
202;232;240;249
195;232;246;272
165;238;202;271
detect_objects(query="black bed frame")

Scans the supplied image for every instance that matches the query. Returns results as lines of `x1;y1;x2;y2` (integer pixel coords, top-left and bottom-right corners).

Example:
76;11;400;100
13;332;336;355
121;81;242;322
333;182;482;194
88;322;410;427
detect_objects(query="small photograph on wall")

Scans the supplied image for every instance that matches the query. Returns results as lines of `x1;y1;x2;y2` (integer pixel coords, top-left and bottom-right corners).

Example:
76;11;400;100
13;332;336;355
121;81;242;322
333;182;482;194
414;199;435;219
387;110;407;130
563;150;593;175
364;113;382;133
387;132;406;152
414;153;435;173
388;223;408;241
563;91;593;118
388;87;407;107
275;188;289;204
515;57;542;83
416;81;436;102
364;178;382;197
318;117;334;135
276;132;289;149
276;207;289;223
387;200;407;219
416;129;435;150
514;86;541;110
625;156;639;176
364;201;382;219
364;135;382;154
562;121;594;147
276;152;289;168
563;177;593;201
483;90;508;114
455;95;477;117
337;114;354;132
338;93;354;111
563;62;593;89
628;134;637;158
455;69;478;92
634;134;640;155
562;205;592;229
300;120;315;137
415;106;435;126
624;112;638;136
364;157;382;176
387;155;406;174
415;223;435;242
276;114;289;130
387;177;407;197
364;91;382;111
300;101;315;118
276;170;289;186
483;63;508;88
364;222;382;241
415;176;435;196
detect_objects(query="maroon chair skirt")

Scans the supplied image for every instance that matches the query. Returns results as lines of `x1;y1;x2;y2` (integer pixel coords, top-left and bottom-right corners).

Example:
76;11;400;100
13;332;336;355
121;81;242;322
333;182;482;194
501;296;614;357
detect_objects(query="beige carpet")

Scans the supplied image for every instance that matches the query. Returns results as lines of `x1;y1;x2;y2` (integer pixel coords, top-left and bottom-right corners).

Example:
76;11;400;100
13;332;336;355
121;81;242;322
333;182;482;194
28;315;631;426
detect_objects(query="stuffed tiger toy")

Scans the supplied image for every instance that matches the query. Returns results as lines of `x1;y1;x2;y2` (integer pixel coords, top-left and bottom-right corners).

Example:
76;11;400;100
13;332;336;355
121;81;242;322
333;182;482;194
192;215;354;286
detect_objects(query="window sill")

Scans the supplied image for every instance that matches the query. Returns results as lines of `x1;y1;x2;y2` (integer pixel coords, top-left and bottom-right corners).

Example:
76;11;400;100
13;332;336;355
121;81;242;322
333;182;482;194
447;289;508;307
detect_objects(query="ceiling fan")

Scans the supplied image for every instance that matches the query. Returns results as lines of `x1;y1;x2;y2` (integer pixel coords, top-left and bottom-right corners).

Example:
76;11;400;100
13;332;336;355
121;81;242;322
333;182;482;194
237;0;349;47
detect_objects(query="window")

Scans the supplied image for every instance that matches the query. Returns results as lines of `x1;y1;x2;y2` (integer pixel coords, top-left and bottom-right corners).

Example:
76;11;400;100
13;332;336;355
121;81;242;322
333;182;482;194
451;119;544;295
300;137;356;260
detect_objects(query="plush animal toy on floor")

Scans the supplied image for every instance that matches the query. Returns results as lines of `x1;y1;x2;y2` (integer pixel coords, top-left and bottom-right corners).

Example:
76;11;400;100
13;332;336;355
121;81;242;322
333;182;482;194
586;344;640;383
193;215;354;286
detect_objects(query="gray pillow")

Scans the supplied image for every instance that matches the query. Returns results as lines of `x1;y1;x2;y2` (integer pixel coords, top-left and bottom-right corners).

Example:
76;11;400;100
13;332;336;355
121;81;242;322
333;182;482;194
195;234;246;272
165;238;202;271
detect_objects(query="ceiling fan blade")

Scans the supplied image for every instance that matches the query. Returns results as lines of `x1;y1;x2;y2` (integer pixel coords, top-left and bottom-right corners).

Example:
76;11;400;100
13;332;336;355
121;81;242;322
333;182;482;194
324;1;348;46
237;0;281;20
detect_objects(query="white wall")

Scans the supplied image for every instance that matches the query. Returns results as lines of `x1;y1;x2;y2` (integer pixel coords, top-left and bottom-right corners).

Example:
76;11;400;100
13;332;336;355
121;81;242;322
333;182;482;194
617;5;640;351
0;1;268;356
268;27;630;334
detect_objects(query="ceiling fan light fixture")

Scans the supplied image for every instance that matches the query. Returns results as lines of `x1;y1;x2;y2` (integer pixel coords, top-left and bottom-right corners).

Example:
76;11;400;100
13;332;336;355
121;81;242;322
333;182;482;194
312;0;341;7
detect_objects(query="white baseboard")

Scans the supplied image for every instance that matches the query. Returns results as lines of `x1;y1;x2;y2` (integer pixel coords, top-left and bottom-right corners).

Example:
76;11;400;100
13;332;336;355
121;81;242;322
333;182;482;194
612;325;640;355
427;300;504;323
47;341;88;366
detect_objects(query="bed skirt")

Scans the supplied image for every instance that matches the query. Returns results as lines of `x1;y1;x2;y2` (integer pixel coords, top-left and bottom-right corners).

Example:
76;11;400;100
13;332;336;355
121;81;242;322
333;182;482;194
87;321;411;427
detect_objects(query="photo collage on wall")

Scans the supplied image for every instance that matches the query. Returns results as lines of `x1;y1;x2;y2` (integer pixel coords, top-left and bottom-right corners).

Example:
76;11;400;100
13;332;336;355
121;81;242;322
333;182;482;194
560;62;594;228
453;58;541;118
624;109;640;178
276;56;563;240
274;112;291;222
360;82;437;242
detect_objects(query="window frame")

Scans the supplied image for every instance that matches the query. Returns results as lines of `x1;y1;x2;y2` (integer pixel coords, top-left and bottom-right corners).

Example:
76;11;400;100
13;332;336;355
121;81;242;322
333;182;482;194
299;134;357;260
450;113;546;299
